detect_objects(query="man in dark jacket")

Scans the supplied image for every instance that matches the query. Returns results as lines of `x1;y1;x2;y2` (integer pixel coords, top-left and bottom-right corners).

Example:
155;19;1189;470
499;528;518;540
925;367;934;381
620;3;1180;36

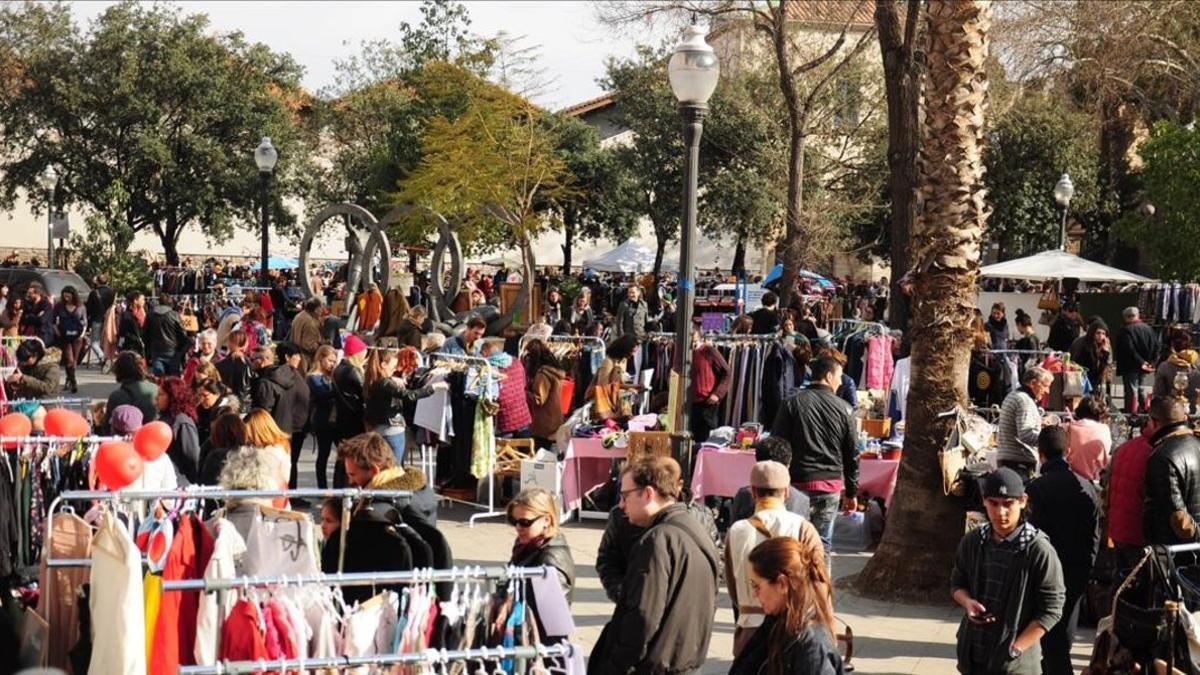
592;457;718;675
321;432;446;604
1046;303;1082;354
1027;426;1100;675
6;340;61;399
22;284;54;346
749;291;780;335
771;355;859;560
332;335;369;488
85;274;116;367
251;342;310;489
952;468;1065;675
1144;396;1200;545
143;294;190;376
1115;306;1160;414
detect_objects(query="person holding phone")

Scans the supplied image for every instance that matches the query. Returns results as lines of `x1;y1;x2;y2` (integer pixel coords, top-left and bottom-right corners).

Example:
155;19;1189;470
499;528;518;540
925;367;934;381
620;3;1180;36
951;468;1065;674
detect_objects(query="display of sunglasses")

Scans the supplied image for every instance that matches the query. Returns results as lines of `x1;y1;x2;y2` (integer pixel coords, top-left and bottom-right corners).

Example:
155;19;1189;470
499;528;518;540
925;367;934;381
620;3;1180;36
508;516;544;528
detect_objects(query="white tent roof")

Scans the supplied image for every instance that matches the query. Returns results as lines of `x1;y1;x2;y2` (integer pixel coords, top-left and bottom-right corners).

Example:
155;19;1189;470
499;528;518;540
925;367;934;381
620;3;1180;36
582;240;657;273
979;249;1153;283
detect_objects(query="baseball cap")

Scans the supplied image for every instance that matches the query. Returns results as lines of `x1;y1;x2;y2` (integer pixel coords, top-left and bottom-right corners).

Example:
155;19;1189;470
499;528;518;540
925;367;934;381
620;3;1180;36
979;467;1025;499
749;461;790;490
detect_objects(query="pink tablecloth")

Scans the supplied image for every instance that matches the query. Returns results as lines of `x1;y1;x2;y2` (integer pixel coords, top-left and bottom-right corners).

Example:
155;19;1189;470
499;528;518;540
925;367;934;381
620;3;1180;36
691;447;756;501
561;438;625;512
687;452;901;506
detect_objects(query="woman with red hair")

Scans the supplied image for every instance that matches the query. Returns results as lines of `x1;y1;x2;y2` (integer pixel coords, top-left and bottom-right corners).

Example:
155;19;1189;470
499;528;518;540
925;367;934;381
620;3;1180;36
363;347;448;462
156;376;201;483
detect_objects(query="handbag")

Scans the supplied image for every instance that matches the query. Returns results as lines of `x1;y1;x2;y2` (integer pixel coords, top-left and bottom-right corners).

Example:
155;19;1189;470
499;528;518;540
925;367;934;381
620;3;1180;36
940;408;991;495
1038;288;1062;311
1062;368;1086;398
1039;309;1057;327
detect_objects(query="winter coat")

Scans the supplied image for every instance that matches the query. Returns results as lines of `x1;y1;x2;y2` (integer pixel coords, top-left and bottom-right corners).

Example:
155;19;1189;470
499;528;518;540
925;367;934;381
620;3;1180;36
595;503;719;604
1144;425;1200;545
307;373;337;429
728;618;844;675
749;307;779;336
357;289;383;330
22;297;54;345
951;523;1064;675
996;387;1042;467
333;360;367;437
320;466;442;604
215;355;253;401
364;377;434;428
51;302;87;345
85;285;115;326
251;364;309;435
143;304;189;357
287;310;323;373
761;340;797;428
165;413;202;484
395;318;424;349
1115;320;1160;376
104;379;159;432
11;359;61;398
771;384;859;495
1154;351;1200;404
511;532;576;639
494;358;532;434
592;503;719;675
613;299;648;342
1047;315;1081;353
379;288;410;338
986;316;1010;351
118;308;145;354
1027;457;1101;570
527;365;566;439
1106;431;1154;547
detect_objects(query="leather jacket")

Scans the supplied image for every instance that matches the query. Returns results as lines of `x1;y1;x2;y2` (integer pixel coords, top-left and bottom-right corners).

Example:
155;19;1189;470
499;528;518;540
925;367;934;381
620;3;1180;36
1144;424;1200;545
770;384;860;495
511;533;576;605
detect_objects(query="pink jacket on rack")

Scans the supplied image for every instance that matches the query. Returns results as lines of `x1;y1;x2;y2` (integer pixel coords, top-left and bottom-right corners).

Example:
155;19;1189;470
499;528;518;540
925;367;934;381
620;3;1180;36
864;335;895;390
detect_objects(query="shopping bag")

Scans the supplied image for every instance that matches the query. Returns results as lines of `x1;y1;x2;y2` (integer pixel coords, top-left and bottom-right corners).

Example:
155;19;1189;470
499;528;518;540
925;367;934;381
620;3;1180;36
1038;288;1062;311
1062;369;1086;398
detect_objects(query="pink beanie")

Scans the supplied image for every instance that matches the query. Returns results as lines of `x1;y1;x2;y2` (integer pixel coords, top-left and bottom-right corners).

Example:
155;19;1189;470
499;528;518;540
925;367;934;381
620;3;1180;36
343;335;368;357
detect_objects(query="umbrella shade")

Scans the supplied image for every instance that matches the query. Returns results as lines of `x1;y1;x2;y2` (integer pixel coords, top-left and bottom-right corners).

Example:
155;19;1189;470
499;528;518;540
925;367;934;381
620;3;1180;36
761;264;835;288
979;249;1153;283
256;255;300;270
582;241;657;274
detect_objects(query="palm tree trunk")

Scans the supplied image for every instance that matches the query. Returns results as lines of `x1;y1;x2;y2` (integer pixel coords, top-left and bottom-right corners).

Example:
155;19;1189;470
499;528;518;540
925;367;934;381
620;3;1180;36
856;0;992;601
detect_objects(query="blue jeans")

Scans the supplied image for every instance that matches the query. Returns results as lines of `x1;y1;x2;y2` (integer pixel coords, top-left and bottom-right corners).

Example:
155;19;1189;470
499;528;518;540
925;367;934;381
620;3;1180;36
149;350;178;376
375;425;406;464
801;490;840;570
1122;372;1151;414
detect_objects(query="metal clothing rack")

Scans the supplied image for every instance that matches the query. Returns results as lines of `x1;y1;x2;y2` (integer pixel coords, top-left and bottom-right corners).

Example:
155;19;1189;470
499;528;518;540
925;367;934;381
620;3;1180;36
830;318;889;335
428;352;504;527
161;563;550;592
1;434;126;446
518;333;607;353
179;643;578;675
0;396;92;410
646;331;778;342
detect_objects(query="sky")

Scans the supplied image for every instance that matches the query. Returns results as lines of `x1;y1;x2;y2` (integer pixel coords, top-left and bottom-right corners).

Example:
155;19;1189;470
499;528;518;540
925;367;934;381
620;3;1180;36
68;1;672;110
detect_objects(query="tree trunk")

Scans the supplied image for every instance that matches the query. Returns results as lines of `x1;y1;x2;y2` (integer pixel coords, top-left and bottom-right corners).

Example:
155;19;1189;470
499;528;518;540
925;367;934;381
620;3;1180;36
778;127;807;312
562;211;575;275
856;0;992;602
653;234;666;284
876;0;923;333
156;215;181;267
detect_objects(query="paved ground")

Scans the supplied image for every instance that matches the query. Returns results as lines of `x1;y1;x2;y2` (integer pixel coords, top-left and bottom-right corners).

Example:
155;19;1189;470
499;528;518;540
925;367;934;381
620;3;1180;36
73;363;1095;674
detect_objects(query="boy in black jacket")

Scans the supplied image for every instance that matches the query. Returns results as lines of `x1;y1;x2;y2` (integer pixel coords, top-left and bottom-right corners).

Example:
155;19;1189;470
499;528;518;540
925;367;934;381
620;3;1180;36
951;468;1065;674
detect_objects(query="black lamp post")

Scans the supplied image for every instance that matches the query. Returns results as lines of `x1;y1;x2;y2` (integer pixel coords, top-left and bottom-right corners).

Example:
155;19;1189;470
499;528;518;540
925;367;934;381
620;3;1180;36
1054;172;1075;251
38;165;58;268
255;136;278;284
667;24;719;476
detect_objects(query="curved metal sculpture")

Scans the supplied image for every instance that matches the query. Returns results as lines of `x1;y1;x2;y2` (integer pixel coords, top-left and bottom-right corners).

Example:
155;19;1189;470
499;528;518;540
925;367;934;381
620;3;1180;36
297;202;390;304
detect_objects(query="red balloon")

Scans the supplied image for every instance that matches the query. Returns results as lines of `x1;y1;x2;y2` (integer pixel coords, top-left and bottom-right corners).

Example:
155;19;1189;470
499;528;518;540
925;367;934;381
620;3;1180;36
0;413;32;450
133;421;173;461
96;441;143;489
44;408;89;438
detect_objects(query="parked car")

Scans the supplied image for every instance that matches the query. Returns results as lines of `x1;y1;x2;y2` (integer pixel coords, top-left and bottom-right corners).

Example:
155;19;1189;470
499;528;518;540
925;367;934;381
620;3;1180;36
0;268;91;303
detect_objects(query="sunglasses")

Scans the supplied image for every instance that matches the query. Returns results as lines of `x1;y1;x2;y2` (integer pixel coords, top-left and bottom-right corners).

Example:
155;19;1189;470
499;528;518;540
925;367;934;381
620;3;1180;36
508;515;544;528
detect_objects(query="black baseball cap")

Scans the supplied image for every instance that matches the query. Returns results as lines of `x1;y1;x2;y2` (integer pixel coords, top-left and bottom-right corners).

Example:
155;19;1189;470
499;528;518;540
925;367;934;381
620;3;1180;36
979;468;1025;499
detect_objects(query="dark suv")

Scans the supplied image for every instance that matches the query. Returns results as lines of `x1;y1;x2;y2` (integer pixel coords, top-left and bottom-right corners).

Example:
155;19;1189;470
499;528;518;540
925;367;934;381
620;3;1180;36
0;268;91;302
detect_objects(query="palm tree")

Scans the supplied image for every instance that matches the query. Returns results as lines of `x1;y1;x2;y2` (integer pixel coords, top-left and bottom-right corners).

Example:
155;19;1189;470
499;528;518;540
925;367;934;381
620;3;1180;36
856;0;992;600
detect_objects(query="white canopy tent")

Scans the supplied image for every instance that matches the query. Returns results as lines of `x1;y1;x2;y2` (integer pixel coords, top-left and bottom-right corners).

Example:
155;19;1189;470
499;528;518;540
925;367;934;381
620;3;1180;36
979;249;1153;283
582;240;657;273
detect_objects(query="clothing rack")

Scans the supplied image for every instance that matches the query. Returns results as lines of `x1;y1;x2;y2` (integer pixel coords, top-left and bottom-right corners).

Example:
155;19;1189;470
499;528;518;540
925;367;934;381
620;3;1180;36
830;318;889;335
161;563;550;592
0;434;125;445
646;331;778;342
0;396;92;409
518;334;606;352
178;643;578;675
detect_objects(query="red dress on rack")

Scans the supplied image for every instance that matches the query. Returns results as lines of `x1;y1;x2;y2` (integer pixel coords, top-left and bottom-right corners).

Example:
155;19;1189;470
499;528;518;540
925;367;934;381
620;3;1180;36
149;514;215;675
219;600;270;663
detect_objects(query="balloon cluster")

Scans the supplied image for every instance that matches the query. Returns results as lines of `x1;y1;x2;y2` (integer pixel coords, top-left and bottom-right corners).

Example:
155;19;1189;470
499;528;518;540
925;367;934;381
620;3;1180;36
0;410;173;490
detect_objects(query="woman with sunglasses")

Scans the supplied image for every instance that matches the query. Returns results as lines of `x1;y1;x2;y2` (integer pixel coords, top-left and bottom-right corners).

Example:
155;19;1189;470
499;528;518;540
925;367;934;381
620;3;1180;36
507;488;575;637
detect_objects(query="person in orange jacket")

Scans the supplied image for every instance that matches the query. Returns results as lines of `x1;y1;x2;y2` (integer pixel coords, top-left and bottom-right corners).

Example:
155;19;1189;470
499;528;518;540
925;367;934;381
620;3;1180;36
357;283;384;331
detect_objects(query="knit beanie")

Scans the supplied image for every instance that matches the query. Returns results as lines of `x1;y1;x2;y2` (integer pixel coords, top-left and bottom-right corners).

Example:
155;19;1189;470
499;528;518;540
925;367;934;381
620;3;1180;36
343;335;368;357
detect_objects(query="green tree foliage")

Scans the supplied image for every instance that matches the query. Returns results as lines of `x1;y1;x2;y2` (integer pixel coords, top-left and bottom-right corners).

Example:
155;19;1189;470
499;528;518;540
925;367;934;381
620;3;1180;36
983;93;1110;260
395;71;572;314
1117;122;1200;280
67;183;153;293
0;1;311;265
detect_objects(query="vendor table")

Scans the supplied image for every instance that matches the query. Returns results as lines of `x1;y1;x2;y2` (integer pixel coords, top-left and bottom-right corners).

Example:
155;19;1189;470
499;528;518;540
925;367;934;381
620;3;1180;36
687;450;902;506
562;438;625;521
691;446;756;501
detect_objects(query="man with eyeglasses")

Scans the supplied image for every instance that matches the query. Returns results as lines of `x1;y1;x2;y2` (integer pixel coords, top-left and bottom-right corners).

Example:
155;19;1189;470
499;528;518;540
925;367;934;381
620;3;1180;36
590;457;718;675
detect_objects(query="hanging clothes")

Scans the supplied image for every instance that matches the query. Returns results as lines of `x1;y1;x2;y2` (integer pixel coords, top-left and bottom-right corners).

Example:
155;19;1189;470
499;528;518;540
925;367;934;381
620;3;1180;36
149;513;214;675
36;508;93;673
89;511;146;675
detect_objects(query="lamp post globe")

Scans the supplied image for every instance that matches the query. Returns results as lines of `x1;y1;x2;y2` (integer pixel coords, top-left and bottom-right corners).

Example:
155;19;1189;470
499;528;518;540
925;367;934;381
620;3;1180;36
39;166;58;268
667;23;718;479
255;137;277;284
1054;172;1074;251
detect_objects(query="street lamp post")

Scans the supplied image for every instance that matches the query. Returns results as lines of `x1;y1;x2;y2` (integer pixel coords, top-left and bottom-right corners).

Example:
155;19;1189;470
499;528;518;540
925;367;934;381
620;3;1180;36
254;137;278;285
38;166;58;268
667;24;719;477
1054;173;1075;251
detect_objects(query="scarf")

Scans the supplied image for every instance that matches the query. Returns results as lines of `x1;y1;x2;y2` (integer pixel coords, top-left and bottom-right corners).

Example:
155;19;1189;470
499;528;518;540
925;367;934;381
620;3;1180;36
132;307;146;327
488;352;513;369
1170;350;1199;368
511;535;547;564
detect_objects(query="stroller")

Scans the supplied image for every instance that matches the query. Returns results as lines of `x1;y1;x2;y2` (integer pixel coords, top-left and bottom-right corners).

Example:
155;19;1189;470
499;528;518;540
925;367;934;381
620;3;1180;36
1085;543;1200;674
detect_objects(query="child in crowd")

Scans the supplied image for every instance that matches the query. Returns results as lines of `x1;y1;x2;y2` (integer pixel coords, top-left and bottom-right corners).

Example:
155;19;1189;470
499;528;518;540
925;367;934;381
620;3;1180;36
320;498;342;541
951;468;1065;673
